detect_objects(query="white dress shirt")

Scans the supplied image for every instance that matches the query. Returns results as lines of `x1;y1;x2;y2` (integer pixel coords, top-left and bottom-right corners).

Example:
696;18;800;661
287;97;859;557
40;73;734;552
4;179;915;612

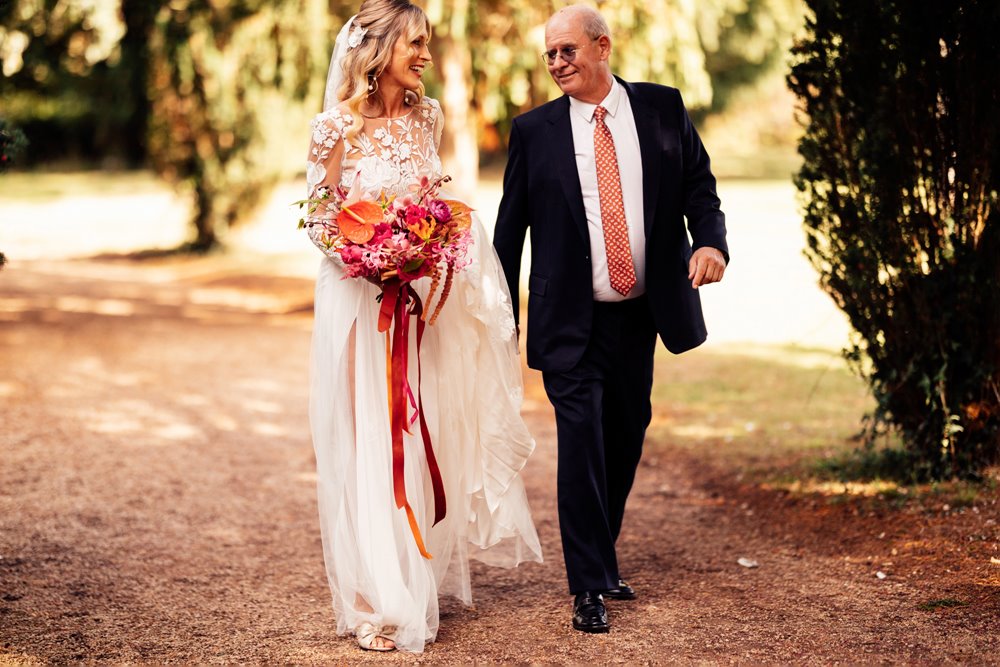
569;79;646;302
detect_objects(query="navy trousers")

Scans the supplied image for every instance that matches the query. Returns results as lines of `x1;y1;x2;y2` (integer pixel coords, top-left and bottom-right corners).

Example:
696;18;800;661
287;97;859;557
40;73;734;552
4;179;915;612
542;295;657;594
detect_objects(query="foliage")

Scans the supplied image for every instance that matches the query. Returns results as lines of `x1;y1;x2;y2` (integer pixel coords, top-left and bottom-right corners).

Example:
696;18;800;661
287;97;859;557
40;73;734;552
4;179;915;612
0;116;27;172
462;0;803;149
146;0;329;249
0;0;149;165
1;0;803;247
788;0;1000;479
0;116;28;270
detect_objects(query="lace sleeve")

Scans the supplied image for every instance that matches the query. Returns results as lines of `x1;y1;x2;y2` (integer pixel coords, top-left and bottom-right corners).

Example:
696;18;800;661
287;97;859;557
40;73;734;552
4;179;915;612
428;98;444;152
305;110;349;261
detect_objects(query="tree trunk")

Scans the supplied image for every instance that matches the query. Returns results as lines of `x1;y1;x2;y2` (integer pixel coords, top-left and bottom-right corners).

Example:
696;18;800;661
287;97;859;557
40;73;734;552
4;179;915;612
428;0;478;200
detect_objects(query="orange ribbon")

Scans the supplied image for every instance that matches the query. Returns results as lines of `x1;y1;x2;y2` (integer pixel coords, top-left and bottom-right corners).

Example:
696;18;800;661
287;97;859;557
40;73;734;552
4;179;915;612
378;279;447;559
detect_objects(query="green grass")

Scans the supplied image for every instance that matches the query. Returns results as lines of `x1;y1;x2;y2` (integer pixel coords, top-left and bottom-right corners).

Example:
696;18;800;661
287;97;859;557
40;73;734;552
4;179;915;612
650;343;1000;505
648;342;872;471
918;598;967;612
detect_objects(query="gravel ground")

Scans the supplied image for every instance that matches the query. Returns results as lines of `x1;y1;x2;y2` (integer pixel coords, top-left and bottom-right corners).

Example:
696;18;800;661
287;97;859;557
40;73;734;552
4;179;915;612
1;257;997;665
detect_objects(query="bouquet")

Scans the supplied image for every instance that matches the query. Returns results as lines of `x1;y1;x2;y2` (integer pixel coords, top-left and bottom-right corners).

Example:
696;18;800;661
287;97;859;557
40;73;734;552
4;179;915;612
298;172;473;327
297;173;476;560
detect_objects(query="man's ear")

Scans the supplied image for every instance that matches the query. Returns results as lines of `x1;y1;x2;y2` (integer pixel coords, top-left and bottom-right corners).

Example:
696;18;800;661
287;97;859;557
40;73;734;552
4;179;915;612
598;35;612;61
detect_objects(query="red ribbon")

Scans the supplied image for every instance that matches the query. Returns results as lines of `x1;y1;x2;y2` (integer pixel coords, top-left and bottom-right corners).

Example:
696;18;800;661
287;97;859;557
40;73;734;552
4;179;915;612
378;279;447;559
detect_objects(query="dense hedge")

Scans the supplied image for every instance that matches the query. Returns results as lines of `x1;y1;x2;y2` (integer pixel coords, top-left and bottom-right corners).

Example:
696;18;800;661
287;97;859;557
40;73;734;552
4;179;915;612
788;0;1000;478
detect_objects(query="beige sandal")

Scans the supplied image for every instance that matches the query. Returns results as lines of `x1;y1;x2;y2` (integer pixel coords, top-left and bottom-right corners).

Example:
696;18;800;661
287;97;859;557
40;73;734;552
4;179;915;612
356;622;396;652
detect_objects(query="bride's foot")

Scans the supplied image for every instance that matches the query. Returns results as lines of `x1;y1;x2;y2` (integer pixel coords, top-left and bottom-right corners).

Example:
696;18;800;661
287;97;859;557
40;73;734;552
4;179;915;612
356;622;396;652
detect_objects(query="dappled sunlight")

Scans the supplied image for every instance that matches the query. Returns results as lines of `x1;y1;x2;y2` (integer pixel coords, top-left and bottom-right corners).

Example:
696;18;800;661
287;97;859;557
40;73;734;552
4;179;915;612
648;342;872;464
0;297;32;314
151;423;204;441
704;343;850;370
520;397;549;413
251;422;288;437
5;172;849;349
233;378;291;395
54;296;135;316
72;397;205;444
188;287;302;313
663;422;743;440
763;478;903;498
241;399;283;415
177;394;210;408
207;414;240;432
86;411;145;435
295;471;318;484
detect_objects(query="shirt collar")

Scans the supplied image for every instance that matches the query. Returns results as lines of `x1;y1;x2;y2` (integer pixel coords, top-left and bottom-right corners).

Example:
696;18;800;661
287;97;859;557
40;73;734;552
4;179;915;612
569;78;622;123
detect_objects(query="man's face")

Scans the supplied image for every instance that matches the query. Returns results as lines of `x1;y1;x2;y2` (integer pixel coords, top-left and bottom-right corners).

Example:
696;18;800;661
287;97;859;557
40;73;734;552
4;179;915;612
544;13;611;104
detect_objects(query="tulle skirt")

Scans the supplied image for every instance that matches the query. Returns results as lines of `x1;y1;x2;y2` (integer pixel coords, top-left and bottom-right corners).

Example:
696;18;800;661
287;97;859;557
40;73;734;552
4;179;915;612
309;215;542;653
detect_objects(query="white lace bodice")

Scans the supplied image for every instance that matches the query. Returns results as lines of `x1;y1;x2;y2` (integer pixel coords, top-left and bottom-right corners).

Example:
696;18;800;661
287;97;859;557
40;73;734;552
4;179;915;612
305;98;444;258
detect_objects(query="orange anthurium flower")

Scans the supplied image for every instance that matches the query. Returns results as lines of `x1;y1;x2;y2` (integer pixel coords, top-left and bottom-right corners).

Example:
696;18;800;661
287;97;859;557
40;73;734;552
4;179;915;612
338;200;383;244
441;200;474;231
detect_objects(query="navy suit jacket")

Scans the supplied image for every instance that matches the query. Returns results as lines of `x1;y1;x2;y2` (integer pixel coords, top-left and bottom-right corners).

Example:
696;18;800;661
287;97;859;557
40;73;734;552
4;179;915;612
493;78;729;374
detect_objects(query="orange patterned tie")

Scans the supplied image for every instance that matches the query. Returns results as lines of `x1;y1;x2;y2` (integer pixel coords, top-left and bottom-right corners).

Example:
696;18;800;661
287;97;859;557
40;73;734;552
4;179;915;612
593;105;636;296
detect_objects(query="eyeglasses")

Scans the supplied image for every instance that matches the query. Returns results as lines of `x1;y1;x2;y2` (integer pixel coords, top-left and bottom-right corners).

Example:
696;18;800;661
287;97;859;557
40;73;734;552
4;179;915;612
541;38;599;65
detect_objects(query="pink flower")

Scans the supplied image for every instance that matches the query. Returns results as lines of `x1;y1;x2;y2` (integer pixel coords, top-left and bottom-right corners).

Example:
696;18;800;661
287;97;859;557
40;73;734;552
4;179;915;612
339;245;363;264
428;199;451;223
369;222;392;245
404;205;429;228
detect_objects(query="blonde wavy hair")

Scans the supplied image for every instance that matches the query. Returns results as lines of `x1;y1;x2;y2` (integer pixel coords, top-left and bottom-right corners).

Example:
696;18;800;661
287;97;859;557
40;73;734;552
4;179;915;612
337;0;431;141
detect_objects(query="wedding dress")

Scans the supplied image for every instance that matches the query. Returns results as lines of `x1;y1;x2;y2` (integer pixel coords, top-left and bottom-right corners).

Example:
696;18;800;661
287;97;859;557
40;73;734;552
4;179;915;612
305;97;542;653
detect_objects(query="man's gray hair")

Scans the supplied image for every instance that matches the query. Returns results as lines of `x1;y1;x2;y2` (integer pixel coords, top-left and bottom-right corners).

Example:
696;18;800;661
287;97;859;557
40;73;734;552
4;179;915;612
551;4;611;41
581;9;611;40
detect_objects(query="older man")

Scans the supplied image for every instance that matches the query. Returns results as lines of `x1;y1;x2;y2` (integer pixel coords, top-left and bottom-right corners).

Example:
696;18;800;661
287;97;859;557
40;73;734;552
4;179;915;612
494;5;729;633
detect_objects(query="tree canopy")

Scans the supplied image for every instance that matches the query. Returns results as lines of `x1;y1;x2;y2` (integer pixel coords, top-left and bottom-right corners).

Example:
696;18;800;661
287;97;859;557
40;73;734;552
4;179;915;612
1;0;802;245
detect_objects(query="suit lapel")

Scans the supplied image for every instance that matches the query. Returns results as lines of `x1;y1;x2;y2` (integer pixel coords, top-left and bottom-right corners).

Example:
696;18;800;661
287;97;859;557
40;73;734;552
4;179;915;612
546;97;590;244
619;79;661;237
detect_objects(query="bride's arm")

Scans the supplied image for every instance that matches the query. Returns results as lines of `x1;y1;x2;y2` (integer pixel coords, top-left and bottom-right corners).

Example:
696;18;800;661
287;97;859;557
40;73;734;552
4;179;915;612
305;115;347;262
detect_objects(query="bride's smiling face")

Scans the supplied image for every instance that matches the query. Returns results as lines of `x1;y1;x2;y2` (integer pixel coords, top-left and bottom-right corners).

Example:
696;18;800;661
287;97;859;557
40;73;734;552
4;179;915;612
381;29;432;91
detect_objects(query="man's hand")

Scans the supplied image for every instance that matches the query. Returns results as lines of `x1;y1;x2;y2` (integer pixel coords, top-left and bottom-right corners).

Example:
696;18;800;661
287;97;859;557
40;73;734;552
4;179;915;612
687;247;726;289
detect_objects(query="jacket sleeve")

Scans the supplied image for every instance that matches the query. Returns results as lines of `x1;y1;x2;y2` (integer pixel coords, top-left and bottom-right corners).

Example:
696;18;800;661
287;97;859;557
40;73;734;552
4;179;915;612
676;91;729;263
492;119;530;324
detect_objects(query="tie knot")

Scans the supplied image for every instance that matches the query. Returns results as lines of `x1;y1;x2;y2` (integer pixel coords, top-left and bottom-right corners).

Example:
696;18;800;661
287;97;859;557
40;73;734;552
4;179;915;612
594;106;607;123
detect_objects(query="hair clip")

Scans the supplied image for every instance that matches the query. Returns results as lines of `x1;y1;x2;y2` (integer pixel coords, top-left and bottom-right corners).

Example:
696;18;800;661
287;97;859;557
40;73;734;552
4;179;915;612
347;24;367;49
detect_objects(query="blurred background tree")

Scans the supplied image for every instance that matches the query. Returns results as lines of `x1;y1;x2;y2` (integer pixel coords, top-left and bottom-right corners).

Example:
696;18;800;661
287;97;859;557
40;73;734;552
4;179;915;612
428;0;802;193
0;0;142;166
788;0;1000;479
146;0;329;249
1;0;803;247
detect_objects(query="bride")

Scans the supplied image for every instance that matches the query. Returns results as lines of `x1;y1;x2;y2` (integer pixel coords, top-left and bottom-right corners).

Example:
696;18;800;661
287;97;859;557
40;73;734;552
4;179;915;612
303;0;542;654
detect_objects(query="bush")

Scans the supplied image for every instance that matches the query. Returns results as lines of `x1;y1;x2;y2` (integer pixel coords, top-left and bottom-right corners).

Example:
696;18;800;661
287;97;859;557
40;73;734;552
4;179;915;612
0;118;28;270
0;118;28;174
788;0;1000;479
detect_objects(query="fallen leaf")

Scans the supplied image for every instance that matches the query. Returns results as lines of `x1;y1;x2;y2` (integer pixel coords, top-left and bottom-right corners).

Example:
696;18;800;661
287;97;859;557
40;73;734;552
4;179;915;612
876;571;887;579
737;557;759;569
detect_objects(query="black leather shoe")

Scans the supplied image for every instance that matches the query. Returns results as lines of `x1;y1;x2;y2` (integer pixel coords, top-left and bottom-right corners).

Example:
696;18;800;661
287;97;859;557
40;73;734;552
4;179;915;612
572;591;610;633
602;578;636;600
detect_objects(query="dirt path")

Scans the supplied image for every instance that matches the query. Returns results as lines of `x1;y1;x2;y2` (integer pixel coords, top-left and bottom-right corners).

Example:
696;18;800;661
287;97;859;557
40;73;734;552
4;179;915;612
1;258;997;664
